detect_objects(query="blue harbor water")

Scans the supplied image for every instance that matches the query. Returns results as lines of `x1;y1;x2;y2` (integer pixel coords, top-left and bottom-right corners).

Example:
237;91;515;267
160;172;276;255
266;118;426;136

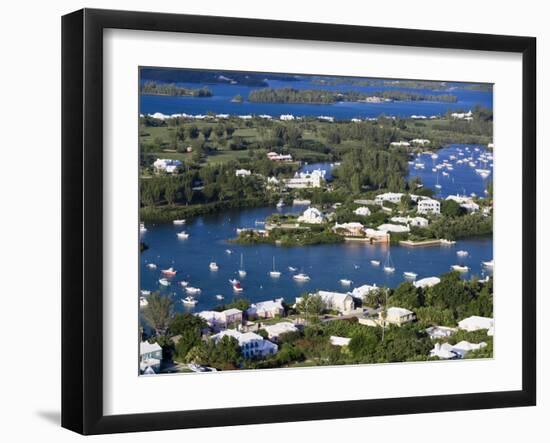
140;204;493;314
140;79;492;120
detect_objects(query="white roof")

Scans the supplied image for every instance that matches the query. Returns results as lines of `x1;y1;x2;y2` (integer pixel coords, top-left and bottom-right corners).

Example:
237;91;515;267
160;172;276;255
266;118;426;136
263;322;297;337
333;222;364;230
387;307;414;317
330;336;351;346
212;329;262;346
377;223;410;233
425;326;456;338
414;276;441;288
140;341;162;355
223;308;242;316
350;284;378;298
458;316;494;331
317;290;352;304
354;206;371;216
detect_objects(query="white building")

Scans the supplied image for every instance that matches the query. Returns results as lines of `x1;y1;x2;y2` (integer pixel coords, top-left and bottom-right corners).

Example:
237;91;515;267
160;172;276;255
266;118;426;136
458;316;494;332
153;158;182;174
417;198;441;215
285;170;324;189
350;284;379;300
267;152;293;162
235;169;251;177
197;308;243;330
414;276;441;288
430;341;487;359
332;222;365;237
298;207;326;224
140;341;162;373
390;141;411;147
425;326;457;339
330;336;352;347
354;206;372;216
316;291;355;314
280;114;295;121
364;228;390;243
377;223;410;234
247;298;285;319
411;139;431;145
450;110;473;120
390;216;429;227
375;192;405;205
263;322;298;341
211;329;278;359
382;307;416;326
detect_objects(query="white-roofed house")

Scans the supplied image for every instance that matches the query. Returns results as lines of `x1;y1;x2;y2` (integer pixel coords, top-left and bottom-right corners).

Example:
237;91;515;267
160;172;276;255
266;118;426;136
332;222;365;237
425;326;457;339
153;158;182;174
247;298;285;320
381;307;416;326
316;290;355;314
377;223;410;234
350;284;379;300
414;276;441;288
197;308;243;331
297;207;326;224
354;206;372;216
417;198;441;215
235;169;252;177
211;329;278;359
140;341;163;373
263;322;298;341
330;336;352;347
458;316;494;332
430;341;487;359
374;192;404;205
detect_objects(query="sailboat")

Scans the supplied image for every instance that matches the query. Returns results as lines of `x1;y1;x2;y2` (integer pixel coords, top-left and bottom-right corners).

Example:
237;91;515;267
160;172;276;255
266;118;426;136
435;172;442;189
238;253;247;278
383;252;395;273
269;257;281;278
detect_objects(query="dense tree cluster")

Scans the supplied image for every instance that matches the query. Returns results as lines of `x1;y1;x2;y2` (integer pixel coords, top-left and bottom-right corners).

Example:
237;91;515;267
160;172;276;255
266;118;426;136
140;81;212;97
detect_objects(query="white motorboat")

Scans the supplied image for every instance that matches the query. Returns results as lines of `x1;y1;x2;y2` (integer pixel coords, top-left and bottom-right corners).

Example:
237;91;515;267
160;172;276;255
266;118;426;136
140;290;151;296
370;260;381;266
431;153;438;160
179;280;189;288
146;263;157;269
451;265;469;273
228;278;239;285
440;239;456;245
225;249;232;254
288;266;297;272
269;257;281;278
182;296;198;306
293;273;310;282
173;219;186;225
209;262;219;271
456;250;469;257
186;286;201;295
161;267;177;277
442;171;449;177
403;271;417;279
177;231;189;239
339;279;353;286
482;260;494;268
238;253;247;277
215;294;224;300
139;223;147;234
432;168;437;172
159;278;170;286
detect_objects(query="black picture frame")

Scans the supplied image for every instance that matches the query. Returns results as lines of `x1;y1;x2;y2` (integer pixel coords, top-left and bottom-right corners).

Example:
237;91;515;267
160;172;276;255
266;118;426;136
62;8;537;435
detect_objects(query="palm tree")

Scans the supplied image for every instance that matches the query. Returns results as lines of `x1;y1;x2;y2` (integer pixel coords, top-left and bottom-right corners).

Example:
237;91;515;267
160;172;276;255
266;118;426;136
142;292;173;336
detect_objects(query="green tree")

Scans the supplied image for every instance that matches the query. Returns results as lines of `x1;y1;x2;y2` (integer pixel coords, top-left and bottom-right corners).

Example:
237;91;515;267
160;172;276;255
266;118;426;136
441;199;466;217
142;292;173;336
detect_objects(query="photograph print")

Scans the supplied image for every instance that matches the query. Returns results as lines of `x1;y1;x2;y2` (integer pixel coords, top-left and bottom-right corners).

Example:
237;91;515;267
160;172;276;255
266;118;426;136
138;67;494;376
